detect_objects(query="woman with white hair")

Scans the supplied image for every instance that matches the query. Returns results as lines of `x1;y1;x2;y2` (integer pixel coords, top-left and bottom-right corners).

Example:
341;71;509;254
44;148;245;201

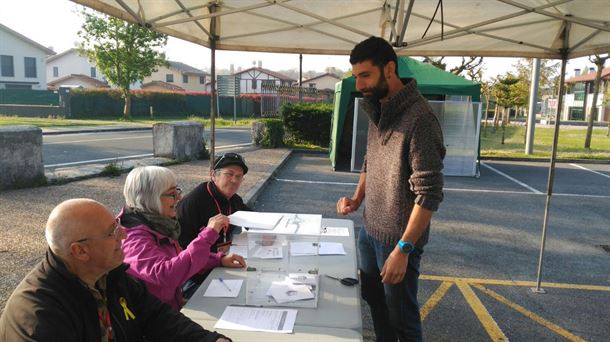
119;166;246;310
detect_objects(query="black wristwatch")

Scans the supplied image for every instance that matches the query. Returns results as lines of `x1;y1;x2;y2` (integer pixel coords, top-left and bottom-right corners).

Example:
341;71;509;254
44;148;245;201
397;240;414;254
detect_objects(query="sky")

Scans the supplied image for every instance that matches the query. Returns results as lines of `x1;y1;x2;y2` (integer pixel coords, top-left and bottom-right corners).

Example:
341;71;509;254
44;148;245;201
0;0;596;80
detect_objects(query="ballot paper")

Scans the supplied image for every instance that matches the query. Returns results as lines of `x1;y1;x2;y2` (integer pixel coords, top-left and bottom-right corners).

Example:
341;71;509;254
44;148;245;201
290;242;346;256
229;244;248;258
252;246;283;259
214;306;297;333
203;279;243;298
321;226;350;237
266;280;315;304
229;211;284;230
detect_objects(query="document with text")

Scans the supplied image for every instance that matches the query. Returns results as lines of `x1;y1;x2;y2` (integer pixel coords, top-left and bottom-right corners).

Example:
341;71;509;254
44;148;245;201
214;306;297;333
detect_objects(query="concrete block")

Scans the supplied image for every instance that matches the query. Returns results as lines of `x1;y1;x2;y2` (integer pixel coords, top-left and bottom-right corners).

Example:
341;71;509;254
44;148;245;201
0;125;44;189
153;122;203;160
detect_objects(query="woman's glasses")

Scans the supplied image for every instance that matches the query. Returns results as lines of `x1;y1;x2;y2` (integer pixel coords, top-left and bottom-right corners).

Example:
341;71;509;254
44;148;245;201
160;187;182;200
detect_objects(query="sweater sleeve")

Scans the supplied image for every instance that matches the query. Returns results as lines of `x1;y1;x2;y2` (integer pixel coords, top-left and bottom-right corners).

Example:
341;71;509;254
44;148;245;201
122;227;221;291
408;112;446;211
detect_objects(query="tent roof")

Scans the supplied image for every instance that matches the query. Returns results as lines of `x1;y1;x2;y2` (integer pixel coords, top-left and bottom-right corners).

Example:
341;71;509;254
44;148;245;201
71;0;609;59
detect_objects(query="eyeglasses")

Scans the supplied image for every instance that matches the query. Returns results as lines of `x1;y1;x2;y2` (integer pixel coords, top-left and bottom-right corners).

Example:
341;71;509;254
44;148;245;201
160;187;182;200
217;171;245;182
74;218;123;243
213;153;245;170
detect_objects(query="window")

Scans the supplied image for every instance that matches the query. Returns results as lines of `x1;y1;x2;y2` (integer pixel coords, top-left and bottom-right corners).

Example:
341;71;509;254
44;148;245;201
1;55;14;77
251;79;257;89
199;76;205;84
166;74;174;83
90;67;96;78
24;57;37;78
53;66;58;77
183;74;188;83
308;83;316;89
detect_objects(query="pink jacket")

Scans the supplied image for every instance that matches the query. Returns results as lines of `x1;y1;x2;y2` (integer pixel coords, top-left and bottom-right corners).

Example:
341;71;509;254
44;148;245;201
121;224;223;310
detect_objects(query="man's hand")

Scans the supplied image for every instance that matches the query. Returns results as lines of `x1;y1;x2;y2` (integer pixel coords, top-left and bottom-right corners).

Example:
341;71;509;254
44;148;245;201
207;214;229;233
221;253;246;268
336;197;361;215
380;248;409;284
216;338;231;342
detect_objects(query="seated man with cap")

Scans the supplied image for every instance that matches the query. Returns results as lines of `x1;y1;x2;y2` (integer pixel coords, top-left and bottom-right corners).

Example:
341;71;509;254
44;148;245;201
0;198;231;342
177;152;251;253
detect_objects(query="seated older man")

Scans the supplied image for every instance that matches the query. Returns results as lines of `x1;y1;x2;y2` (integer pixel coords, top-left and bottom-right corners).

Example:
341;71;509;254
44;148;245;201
0;198;231;342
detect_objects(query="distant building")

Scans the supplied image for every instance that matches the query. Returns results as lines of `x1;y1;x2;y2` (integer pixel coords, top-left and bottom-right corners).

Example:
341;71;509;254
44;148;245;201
0;23;55;90
563;67;610;121
46;48;108;89
141;80;185;92
232;67;295;94
298;72;341;91
142;61;207;92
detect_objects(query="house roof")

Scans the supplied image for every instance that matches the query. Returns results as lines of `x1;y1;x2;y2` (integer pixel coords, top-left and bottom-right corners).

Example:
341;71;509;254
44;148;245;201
0;22;55;56
167;61;206;75
141;80;185;91
47;48;80;63
565;67;610;83
47;74;109;88
302;73;341;83
233;67;295;81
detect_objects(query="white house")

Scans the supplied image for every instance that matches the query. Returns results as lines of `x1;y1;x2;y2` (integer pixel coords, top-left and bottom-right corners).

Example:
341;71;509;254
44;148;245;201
232;67;295;94
0;23;55;90
46;48;108;89
562;67;610;122
142;61;207;92
298;72;341;91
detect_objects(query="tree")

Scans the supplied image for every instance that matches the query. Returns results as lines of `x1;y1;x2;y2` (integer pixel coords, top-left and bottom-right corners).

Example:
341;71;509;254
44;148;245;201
493;74;521;144
513;59;561;98
422;56;484;81
78;10;167;119
585;54;608;148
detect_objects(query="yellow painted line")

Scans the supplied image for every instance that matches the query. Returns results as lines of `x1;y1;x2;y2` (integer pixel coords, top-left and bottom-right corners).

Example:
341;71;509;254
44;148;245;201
472;284;586;342
455;280;509;342
421;281;453;321
420;275;610;292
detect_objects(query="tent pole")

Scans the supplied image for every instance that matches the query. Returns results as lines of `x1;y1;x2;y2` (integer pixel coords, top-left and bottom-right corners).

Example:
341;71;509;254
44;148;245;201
299;53;303;101
209;3;217;174
532;54;567;293
525;58;540;155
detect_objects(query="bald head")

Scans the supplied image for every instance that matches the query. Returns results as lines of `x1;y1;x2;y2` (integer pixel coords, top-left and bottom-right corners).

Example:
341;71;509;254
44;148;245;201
45;199;113;257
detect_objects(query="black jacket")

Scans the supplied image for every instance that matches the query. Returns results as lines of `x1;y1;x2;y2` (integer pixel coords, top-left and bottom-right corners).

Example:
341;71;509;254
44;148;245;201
0;249;228;342
177;181;250;250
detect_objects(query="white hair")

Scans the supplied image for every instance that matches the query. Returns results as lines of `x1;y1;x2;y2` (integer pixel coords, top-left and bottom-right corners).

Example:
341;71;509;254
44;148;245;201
123;166;176;214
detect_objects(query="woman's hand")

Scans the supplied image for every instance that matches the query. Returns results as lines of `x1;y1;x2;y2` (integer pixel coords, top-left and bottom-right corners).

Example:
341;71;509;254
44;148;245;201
207;214;229;233
220;253;246;268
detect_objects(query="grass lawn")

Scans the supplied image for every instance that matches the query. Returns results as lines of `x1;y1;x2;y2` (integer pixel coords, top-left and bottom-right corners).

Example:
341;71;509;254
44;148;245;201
0;115;256;128
480;125;610;160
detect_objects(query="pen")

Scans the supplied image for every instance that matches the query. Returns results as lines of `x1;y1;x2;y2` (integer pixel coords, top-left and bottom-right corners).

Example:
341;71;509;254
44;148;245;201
218;277;231;292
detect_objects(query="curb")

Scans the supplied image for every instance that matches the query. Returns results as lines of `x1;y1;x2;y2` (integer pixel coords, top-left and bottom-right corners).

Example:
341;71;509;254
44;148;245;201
42;126;151;135
480;157;610;164
243;149;293;207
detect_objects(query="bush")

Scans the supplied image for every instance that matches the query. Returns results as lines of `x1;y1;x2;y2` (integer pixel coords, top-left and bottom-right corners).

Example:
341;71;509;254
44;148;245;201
252;119;284;147
280;102;333;146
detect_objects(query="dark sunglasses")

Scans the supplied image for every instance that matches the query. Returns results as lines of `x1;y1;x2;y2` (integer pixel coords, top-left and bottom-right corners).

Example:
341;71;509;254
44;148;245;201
213;153;245;170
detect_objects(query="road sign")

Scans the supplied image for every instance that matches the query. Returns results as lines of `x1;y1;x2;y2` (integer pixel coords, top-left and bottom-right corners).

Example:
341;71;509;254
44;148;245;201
217;75;240;97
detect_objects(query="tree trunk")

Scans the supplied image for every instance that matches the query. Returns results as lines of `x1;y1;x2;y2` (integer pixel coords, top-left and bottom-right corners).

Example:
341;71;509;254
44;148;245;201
493;104;500;131
585;64;604;148
501;108;506;144
123;89;131;120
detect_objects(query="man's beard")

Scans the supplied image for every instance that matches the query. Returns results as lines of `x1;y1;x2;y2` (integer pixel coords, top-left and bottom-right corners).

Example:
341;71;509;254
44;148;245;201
362;73;389;103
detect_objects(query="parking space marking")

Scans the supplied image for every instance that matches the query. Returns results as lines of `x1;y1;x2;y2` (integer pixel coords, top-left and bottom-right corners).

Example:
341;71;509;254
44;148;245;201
473;284;586;342
481;163;542;194
569;163;610;179
420;281;453;321
421;274;610;292
274;178;358;186
456;280;509;341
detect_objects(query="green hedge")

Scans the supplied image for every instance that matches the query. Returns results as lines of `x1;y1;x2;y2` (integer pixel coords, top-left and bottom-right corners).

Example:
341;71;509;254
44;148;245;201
280;102;333;146
252;119;284;147
0;89;59;106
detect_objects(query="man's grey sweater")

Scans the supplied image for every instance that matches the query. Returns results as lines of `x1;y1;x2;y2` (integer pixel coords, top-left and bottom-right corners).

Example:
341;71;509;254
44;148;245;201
361;78;445;248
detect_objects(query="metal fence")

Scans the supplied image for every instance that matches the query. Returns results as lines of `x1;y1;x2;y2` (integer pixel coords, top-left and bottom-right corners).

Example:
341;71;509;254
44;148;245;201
260;83;332;117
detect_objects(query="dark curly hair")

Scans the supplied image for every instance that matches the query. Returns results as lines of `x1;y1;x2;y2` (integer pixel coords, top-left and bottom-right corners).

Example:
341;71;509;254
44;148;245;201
349;36;399;76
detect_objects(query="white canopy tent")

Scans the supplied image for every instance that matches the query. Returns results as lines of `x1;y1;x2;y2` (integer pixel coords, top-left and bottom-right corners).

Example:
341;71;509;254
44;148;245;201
71;0;610;290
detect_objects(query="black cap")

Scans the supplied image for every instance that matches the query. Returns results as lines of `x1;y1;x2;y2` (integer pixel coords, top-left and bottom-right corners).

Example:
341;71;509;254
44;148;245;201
213;153;248;174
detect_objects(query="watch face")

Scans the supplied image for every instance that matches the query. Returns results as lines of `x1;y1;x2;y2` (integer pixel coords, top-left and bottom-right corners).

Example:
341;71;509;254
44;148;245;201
399;241;414;253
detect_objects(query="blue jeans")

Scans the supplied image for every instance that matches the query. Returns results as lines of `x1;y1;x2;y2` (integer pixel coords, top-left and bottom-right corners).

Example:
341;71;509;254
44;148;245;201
358;228;423;342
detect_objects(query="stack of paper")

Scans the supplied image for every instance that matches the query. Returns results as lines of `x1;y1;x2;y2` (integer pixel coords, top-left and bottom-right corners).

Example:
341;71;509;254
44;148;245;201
214;306;297;333
266;280;314;304
290;242;346;256
203;279;243;298
229;211;284;230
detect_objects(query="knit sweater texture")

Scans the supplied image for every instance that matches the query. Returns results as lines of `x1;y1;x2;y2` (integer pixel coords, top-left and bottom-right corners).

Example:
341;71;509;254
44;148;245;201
361;78;445;247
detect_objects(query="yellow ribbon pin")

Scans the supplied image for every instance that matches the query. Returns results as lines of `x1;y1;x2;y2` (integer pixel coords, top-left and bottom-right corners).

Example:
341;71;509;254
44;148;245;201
119;297;136;320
